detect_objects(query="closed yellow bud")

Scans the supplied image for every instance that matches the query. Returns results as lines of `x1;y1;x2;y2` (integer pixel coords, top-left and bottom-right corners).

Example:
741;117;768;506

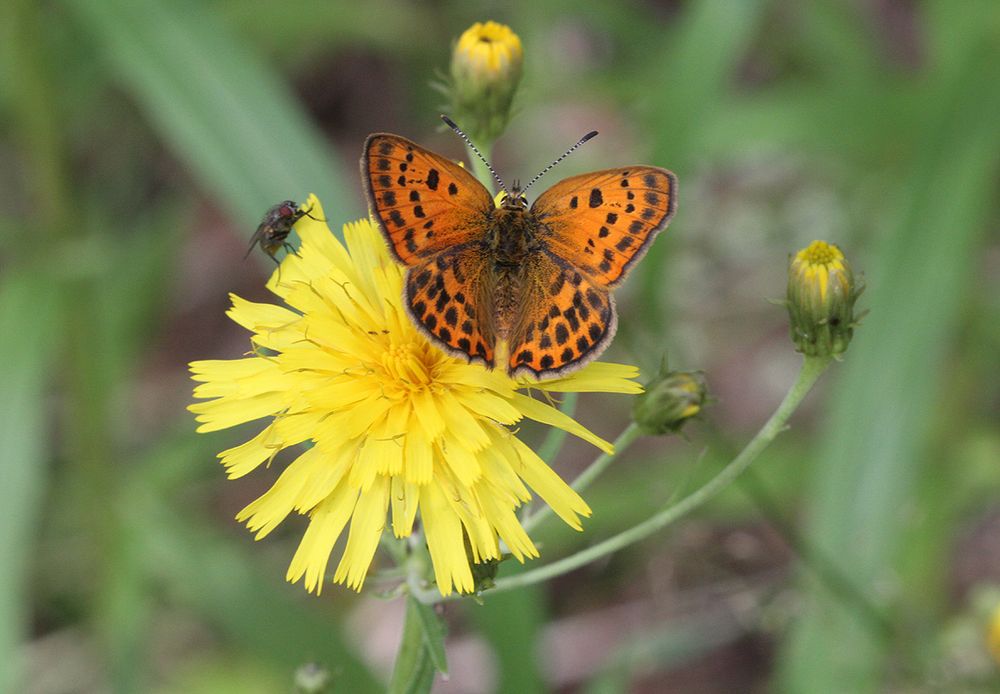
786;241;864;357
449;21;523;145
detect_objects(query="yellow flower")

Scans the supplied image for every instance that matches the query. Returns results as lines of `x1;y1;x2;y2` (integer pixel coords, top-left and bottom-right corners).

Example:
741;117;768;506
786;240;863;357
449;21;523;145
190;195;641;597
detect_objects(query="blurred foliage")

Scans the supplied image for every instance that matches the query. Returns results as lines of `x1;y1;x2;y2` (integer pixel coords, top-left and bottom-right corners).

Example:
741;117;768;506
1;0;998;692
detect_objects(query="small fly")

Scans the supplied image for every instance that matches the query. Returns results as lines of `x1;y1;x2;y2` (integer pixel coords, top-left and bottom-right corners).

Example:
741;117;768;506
246;200;318;263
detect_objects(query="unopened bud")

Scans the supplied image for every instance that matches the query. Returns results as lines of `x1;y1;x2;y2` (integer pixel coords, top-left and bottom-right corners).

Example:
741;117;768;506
786;240;864;357
449;21;523;145
632;358;707;435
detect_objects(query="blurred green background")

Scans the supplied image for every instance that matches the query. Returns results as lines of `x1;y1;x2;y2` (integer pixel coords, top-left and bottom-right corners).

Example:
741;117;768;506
2;0;998;691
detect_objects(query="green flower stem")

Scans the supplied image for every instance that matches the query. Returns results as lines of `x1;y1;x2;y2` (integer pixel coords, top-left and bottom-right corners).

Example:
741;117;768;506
522;421;643;534
387;595;437;694
489;355;832;596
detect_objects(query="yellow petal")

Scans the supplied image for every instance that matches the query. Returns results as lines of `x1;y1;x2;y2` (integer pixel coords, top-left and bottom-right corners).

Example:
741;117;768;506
511;392;613;454
189;391;288;433
218;425;279;479
529;361;642;393
403;421;433;485
236;446;326;538
477;486;537;562
333;475;389;591
286;478;358;594
390;476;419;537
420;482;474;596
508;436;591;530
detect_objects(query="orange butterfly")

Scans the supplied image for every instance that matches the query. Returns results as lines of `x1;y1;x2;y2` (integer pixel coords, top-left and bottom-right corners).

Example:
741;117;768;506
361;122;677;379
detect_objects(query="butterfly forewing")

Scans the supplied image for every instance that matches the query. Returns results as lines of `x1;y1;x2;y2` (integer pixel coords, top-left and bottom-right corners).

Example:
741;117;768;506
363;134;494;266
531;167;677;287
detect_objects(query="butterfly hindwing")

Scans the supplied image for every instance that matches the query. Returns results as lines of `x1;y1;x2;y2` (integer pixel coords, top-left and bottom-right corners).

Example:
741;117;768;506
404;247;497;368
363;134;494;266
531;166;677;288
506;251;616;378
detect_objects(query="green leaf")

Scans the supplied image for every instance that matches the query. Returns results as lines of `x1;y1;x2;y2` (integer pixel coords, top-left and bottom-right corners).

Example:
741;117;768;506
388;596;438;694
411;596;448;676
65;0;357;228
0;271;60;692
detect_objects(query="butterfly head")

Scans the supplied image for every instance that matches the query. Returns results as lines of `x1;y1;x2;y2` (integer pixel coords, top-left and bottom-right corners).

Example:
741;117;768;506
499;184;528;210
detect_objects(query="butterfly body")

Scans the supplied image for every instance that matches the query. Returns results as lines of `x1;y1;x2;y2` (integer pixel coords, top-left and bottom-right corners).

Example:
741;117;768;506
362;133;677;379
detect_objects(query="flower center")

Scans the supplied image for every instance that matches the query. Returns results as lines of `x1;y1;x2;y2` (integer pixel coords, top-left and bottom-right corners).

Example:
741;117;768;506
799;240;843;267
381;341;432;389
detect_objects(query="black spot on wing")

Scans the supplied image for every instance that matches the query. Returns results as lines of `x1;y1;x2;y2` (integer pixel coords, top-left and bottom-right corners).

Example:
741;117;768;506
555;323;569;345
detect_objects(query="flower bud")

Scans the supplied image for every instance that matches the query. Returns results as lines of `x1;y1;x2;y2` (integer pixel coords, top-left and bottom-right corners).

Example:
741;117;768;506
632;358;707;435
786;240;864;357
449;21;523;145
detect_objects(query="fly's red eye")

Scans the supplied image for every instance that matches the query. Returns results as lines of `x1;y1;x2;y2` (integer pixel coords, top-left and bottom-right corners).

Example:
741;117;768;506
280;205;295;217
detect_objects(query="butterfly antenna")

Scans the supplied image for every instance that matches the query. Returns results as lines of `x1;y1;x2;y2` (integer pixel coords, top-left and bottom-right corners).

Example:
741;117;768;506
440;114;509;195
521;130;599;194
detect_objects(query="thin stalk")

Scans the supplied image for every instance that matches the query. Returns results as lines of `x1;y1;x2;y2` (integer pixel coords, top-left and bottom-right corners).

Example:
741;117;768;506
490;356;831;594
522;422;643;534
415;355;831;604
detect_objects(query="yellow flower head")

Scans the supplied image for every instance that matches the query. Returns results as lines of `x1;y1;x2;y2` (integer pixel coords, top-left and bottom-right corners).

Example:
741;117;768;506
190;195;641;596
449;21;523;145
786;240;863;357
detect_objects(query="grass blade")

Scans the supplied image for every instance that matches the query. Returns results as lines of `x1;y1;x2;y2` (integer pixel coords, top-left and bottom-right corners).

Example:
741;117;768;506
66;0;357;226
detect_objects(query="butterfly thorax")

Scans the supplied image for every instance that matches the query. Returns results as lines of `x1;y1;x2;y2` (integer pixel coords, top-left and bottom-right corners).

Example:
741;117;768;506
487;205;543;267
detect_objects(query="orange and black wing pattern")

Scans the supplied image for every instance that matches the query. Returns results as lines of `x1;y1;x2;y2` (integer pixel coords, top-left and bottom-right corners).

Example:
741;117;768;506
404;247;498;369
505;252;616;378
362;134;494;266
531;167;677;288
